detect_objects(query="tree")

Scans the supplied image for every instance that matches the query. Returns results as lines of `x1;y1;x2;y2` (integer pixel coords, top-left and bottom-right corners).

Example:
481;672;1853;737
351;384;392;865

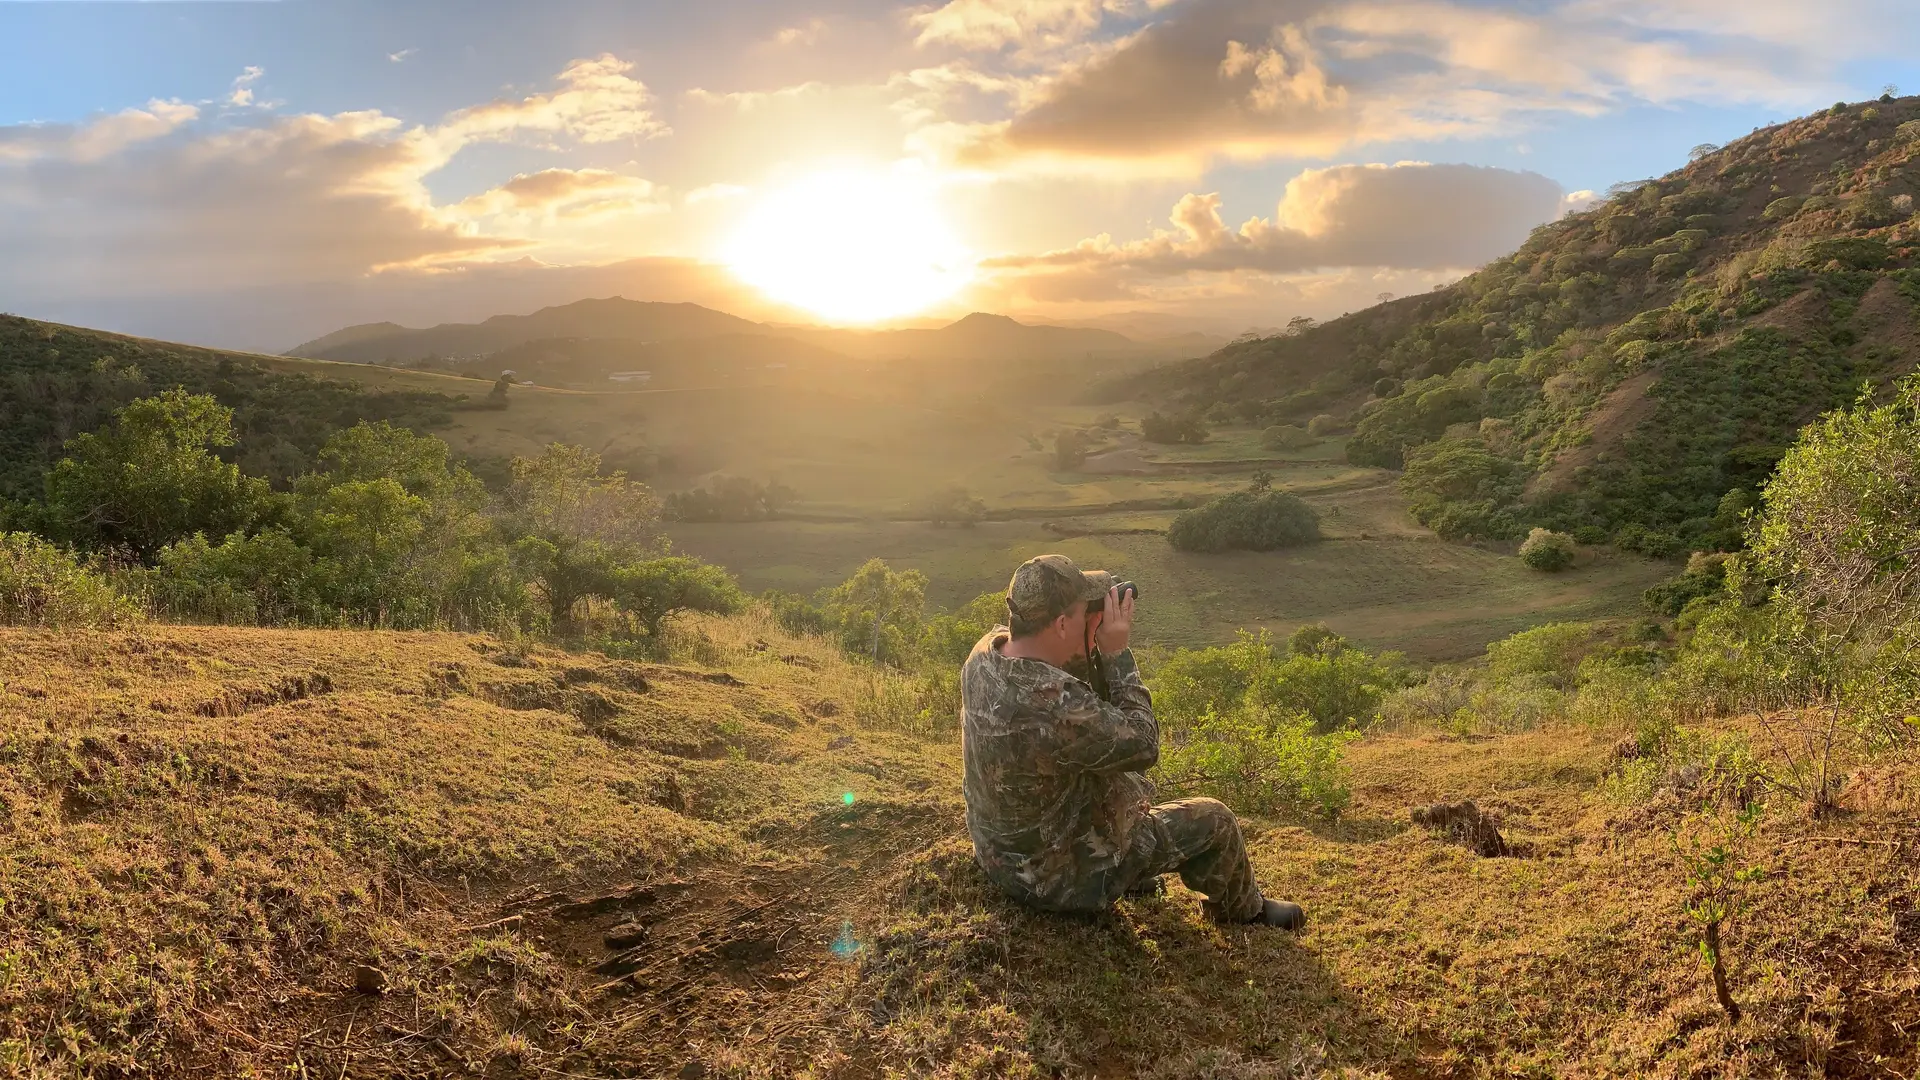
292;423;491;627
1743;376;1920;739
610;557;746;638
504;444;664;631
1053;430;1089;470
45;390;269;561
817;558;928;665
1142;411;1209;445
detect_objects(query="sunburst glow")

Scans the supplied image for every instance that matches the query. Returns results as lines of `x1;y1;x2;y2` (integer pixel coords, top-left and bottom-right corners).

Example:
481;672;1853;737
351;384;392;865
723;169;974;323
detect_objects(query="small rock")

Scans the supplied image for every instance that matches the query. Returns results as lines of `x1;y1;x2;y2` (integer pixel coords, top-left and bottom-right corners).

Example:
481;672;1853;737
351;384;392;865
352;964;387;994
604;921;650;949
678;1061;706;1080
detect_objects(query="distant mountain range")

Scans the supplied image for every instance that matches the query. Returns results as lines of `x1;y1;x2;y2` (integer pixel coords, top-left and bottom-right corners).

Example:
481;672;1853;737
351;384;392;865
287;299;1218;375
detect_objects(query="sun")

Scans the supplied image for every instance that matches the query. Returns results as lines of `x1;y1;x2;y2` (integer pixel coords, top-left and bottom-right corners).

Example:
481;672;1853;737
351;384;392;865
723;168;974;324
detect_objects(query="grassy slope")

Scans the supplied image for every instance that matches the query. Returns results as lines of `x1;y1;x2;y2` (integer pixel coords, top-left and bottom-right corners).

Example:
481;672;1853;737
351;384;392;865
10;617;1918;1077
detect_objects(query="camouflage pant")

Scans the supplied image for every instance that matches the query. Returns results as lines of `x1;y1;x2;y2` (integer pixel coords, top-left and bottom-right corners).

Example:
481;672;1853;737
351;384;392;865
1111;797;1264;923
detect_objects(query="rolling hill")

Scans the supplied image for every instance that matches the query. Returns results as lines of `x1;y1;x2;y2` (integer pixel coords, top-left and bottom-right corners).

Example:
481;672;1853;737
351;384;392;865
1120;94;1920;555
289;298;1196;372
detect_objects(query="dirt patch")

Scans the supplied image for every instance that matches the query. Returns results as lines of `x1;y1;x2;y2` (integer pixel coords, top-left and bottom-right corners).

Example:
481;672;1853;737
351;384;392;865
1526;369;1659;500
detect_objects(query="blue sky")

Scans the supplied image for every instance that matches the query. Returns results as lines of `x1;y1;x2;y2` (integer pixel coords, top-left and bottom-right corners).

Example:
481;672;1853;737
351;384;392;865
3;0;1917;348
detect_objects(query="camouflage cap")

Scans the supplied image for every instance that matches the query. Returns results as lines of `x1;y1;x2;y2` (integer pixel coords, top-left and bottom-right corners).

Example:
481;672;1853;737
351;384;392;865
1007;554;1108;628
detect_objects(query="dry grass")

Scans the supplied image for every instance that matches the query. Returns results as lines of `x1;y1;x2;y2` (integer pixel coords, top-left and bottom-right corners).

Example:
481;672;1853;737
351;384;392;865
9;617;1918;1077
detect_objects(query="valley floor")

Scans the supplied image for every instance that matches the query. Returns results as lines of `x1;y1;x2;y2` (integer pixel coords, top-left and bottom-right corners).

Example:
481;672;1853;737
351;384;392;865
7;619;1916;1078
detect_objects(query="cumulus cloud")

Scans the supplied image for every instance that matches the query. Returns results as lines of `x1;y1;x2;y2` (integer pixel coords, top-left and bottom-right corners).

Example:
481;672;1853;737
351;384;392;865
438;54;668;145
228;66;265;107
0;55;673;319
935;0;1845;171
455;168;665;219
988;161;1561;293
0;99;199;164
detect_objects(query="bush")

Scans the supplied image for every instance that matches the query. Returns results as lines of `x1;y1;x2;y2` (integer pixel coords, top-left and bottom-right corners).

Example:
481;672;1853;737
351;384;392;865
1141;411;1209;445
1167;491;1320;553
1152;629;1403;733
0;532;139;626
924;485;986;527
608;557;747;638
663;477;796;522
1306;413;1340;437
1519;528;1577;571
1487;622;1599;692
1260;424;1315;451
1154;708;1355;819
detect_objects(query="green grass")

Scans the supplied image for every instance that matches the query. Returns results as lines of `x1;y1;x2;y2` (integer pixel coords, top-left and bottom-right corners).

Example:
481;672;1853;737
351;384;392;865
669;519;1672;660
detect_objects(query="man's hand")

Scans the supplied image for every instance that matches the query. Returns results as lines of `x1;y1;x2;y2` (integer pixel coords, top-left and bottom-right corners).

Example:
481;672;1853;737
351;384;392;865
1095;585;1134;656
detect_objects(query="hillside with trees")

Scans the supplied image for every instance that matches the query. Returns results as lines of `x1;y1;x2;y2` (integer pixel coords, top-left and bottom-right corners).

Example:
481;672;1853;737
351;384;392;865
0;315;458;506
1118;93;1920;557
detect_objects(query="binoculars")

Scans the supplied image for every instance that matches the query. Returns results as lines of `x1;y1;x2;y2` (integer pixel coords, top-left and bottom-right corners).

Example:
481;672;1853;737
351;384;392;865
1087;581;1139;614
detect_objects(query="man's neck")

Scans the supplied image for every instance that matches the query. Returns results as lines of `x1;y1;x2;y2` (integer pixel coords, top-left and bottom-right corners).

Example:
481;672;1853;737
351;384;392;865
999;635;1090;672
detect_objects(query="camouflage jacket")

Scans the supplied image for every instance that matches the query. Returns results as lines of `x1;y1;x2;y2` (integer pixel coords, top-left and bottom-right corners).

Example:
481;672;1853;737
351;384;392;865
960;628;1158;911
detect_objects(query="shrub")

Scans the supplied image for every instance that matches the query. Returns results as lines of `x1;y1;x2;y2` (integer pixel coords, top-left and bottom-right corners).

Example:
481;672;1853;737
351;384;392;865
1260;424;1315;451
1487;622;1599;692
608;557;747;638
1306;413;1340;437
0;532;140;627
1152;629;1402;733
1371;378;1402;399
663;477;796;522
1154;708;1356;820
1519;528;1577;571
1141;411;1209;444
1167;491;1320;553
923;485;986;527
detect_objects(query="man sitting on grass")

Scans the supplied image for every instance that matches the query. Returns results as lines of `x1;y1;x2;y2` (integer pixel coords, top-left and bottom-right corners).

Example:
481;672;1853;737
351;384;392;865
959;554;1305;929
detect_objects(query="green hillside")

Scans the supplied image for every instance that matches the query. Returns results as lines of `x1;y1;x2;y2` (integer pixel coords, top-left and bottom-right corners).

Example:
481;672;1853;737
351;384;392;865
0;315;460;500
1123;95;1920;556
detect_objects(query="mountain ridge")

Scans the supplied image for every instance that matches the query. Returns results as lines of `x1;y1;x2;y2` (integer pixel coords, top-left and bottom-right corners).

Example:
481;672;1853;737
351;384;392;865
287;297;1197;368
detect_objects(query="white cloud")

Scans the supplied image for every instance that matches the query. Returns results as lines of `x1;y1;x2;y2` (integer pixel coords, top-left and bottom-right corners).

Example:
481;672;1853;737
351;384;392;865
0;55;677;316
986;162;1562;296
438;54;669;146
388;48;418;63
0;99;199;164
228;66;265;107
454;167;666;219
911;0;1181;51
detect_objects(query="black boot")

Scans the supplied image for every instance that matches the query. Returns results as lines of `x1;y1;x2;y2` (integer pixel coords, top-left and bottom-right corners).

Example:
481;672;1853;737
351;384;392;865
1253;898;1306;931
